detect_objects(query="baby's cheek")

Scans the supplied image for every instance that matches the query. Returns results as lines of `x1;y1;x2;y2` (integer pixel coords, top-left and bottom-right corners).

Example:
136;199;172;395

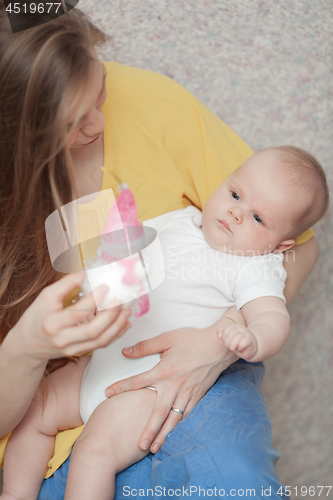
207;230;225;252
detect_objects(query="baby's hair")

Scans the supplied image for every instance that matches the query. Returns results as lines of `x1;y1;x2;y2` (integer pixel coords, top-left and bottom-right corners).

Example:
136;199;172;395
256;145;330;238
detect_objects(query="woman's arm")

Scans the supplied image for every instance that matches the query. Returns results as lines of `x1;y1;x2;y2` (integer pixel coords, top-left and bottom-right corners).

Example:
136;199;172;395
0;274;131;437
283;236;319;306
0;335;48;437
105;236;319;453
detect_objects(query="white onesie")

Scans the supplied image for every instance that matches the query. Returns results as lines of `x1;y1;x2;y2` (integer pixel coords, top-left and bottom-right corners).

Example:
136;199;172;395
80;206;287;424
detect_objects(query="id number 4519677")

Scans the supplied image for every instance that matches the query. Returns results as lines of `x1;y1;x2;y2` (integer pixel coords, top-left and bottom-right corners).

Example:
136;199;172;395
5;3;62;14
279;486;332;497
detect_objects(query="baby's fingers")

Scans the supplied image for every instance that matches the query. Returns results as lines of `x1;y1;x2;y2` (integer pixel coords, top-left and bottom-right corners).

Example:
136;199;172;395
223;331;245;353
237;336;253;352
217;324;238;341
217;324;238;339
216;326;224;339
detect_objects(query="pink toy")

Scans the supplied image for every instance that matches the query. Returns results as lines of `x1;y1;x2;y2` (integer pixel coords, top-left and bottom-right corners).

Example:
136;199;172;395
82;185;149;316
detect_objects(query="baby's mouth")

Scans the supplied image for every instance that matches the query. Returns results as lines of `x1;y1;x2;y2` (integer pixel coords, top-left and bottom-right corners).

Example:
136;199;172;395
218;220;232;233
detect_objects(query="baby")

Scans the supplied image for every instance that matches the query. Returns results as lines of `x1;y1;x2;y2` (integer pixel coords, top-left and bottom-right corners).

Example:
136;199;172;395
1;145;329;500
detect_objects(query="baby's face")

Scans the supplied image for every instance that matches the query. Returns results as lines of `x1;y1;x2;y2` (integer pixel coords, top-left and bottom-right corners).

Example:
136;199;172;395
201;152;304;256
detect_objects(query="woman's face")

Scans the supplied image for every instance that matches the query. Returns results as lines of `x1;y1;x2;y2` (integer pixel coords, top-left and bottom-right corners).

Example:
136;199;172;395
67;58;107;149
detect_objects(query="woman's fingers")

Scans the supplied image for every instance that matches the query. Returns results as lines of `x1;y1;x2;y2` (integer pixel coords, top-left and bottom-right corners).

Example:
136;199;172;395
68;283;110;312
42;285;113;337
121;333;169;358
149;396;188;454
105;369;153;397
67;307;131;345
71;321;132;357
137;387;176;451
181;397;197;418
45;272;86;303
52;286;115;330
17;272;133;361
61;310;132;356
42;282;131;355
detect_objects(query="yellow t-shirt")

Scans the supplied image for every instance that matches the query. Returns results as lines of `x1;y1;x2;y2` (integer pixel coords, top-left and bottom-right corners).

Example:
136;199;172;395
0;62;313;477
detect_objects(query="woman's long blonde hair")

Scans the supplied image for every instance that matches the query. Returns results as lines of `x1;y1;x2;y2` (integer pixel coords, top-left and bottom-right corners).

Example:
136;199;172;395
0;1;109;373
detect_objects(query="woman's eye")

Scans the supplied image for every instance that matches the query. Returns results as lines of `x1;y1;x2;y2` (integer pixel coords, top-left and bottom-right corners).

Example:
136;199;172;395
231;191;240;201
253;213;263;224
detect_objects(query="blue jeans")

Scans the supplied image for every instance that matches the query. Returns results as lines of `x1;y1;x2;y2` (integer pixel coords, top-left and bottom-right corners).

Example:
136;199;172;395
38;360;286;499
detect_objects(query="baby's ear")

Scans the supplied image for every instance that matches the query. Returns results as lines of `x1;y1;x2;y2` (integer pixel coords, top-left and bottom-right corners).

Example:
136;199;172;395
273;239;295;253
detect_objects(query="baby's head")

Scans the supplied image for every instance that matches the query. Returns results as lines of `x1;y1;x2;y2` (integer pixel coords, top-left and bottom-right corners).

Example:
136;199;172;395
201;146;329;256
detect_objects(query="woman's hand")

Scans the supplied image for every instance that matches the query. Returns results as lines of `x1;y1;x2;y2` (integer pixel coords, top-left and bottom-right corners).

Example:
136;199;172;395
9;273;132;362
0;273;131;436
105;318;239;454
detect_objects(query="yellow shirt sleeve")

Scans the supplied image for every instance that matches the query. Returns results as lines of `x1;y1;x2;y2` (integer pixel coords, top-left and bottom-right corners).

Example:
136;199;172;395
0;62;313;477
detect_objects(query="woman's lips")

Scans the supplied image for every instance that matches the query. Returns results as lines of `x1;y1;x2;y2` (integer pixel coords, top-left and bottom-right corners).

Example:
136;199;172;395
218;220;232;233
84;133;101;146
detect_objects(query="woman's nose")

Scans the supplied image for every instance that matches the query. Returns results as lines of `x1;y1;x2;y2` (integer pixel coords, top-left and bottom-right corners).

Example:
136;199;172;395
228;208;242;224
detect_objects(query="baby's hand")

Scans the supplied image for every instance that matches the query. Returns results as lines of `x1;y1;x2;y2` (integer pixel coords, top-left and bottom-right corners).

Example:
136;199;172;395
216;324;258;361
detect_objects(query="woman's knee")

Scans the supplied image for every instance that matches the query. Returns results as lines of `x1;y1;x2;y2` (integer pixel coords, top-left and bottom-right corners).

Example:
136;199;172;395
152;444;284;498
150;363;284;495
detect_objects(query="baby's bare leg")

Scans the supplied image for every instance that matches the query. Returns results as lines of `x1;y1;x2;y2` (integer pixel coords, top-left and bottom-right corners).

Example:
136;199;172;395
1;356;90;500
65;388;157;500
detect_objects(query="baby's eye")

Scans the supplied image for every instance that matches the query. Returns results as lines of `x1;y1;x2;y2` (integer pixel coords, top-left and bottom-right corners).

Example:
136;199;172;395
253;213;264;224
231;191;240;201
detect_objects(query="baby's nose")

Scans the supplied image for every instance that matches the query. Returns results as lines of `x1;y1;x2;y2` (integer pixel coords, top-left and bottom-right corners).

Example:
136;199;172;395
228;208;242;223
